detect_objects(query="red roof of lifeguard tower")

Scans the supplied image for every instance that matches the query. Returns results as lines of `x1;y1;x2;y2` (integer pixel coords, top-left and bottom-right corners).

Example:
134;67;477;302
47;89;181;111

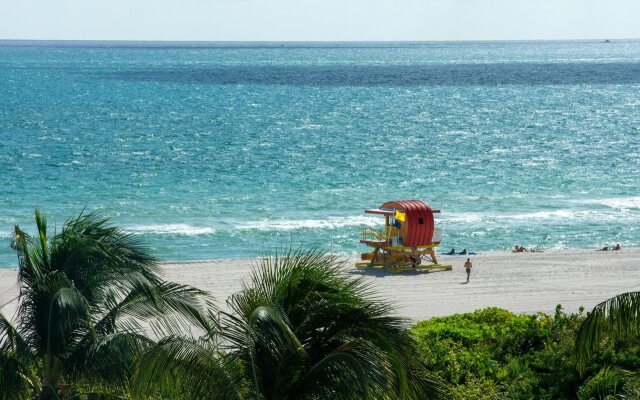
380;199;438;247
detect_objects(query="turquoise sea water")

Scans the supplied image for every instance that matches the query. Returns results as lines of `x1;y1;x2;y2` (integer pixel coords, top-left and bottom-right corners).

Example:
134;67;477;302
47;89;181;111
1;40;639;267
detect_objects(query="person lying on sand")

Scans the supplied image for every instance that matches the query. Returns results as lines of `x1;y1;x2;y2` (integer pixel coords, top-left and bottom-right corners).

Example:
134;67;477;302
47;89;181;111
598;243;622;251
446;248;456;255
457;249;467;255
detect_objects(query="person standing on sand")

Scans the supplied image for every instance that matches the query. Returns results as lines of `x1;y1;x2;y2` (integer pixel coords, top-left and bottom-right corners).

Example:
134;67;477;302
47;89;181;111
464;258;472;284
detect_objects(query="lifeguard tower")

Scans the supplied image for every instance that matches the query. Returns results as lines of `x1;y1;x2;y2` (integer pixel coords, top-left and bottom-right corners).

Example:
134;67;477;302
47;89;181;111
355;200;452;272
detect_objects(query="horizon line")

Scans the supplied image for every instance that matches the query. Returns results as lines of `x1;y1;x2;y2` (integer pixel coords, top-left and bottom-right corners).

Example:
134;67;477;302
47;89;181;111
1;38;639;44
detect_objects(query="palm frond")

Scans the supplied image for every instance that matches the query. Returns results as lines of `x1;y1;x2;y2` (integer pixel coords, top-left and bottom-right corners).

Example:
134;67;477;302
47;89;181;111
577;366;640;400
222;249;447;399
0;312;33;366
0;351;34;400
7;208;216;398
34;208;50;270
93;280;217;337
0;313;36;400
17;270;90;359
14;224;38;292
300;339;391;399
132;336;244;400
49;211;162;301
575;291;640;374
64;331;155;389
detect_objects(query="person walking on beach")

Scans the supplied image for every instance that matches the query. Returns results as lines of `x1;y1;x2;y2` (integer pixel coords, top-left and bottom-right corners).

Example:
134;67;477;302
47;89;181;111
464;258;472;284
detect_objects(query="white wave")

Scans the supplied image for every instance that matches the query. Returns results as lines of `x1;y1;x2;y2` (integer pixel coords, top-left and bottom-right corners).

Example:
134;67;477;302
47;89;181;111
237;216;380;231
442;213;483;223
508;210;578;220
125;224;215;236
582;197;640;210
443;209;588;224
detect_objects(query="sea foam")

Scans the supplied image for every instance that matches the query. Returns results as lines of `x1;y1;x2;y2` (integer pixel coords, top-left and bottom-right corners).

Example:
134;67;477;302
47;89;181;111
125;224;215;236
237;216;380;231
587;197;640;211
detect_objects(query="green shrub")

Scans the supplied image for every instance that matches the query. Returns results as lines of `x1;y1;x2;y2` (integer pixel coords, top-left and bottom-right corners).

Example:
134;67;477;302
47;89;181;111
576;367;640;400
411;306;592;399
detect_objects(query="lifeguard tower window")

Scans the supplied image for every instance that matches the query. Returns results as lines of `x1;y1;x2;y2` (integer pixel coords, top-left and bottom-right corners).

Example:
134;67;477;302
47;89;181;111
418;217;424;224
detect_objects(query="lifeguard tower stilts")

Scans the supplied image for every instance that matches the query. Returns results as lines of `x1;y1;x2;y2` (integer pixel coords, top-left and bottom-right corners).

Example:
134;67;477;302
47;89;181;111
355;200;452;272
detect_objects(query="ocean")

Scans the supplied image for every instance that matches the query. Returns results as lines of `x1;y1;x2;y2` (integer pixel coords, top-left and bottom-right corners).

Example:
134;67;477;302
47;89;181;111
1;40;639;267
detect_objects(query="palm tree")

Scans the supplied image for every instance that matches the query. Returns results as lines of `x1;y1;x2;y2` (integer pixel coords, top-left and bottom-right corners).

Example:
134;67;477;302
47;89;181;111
575;292;640;375
0;209;214;400
136;250;445;399
576;366;640;399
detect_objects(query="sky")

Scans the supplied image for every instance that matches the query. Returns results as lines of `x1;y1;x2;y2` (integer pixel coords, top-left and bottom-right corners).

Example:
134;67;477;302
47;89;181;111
1;0;639;41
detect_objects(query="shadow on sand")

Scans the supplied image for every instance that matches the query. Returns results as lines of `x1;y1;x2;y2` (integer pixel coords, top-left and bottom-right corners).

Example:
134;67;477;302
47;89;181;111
347;268;451;278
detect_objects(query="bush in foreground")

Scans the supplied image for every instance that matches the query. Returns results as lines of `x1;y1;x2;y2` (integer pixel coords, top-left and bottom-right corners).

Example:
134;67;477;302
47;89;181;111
411;306;640;399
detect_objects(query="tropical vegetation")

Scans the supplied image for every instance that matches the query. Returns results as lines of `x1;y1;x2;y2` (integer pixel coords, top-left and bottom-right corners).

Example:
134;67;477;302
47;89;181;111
3;209;640;399
1;210;445;399
0;210;214;399
575;291;640;374
135;250;445;399
411;306;640;399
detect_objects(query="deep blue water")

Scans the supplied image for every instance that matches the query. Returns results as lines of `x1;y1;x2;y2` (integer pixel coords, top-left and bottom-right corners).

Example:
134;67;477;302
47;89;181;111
1;40;639;267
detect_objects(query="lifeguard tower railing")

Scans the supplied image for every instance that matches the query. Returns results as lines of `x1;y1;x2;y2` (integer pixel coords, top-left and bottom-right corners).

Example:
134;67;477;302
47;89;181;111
360;226;442;246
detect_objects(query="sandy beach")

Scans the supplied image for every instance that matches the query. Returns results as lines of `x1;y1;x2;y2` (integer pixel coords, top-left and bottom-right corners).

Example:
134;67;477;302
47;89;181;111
2;248;639;322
